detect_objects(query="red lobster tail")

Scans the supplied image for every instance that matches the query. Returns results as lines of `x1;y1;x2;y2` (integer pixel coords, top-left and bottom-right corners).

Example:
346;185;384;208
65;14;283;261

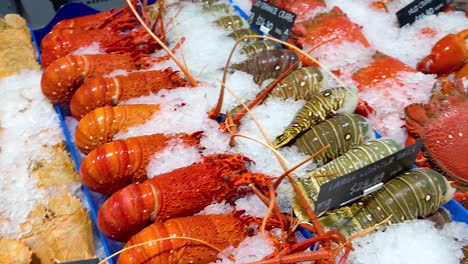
41;55;89;104
97;183;156;242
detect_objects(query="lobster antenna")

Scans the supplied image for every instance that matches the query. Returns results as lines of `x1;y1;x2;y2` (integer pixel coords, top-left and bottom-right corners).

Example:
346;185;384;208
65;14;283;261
125;0;198;87
231;134;287;162
208;33;262;119
272;144;330;189
169;14;190;74
98;236;233;264
249;183;288;245
224;84;275;145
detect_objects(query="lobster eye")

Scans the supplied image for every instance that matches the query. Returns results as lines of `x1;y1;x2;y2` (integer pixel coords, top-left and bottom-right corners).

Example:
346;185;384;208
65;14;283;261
274;65;281;71
345;134;351;140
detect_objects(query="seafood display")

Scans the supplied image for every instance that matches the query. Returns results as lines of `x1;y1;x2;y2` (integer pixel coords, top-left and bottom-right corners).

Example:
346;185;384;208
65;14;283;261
15;0;468;263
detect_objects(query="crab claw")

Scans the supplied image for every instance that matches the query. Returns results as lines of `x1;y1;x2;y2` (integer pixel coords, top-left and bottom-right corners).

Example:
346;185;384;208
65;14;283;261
417;29;468;75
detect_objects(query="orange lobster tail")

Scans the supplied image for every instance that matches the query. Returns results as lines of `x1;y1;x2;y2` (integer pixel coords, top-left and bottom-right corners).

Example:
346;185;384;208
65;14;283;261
80;132;203;194
295;7;370;48
97;153;251;241
352;52;417;91
117;214;246;264
70;69;188;119
75;104;160;154
41;53;140;104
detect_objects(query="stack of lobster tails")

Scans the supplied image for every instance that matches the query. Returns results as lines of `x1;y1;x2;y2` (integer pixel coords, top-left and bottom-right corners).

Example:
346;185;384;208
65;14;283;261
30;0;468;263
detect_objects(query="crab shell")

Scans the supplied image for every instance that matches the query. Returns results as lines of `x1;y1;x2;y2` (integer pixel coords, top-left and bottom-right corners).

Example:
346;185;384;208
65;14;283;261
404;87;468;185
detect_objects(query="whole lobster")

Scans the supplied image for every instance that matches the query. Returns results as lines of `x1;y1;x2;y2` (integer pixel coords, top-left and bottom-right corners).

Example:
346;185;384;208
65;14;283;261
97;153;257;241
117;214;249;264
69;69;187;119
40;1;164;67
417;29;468;75
75;104;160;154
80;132;203;195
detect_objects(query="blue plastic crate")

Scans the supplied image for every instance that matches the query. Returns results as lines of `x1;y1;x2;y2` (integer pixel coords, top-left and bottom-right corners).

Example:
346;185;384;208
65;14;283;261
30;1;468;262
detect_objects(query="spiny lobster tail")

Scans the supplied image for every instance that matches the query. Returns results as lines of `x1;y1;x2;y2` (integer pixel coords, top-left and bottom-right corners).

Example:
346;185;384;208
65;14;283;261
74;104;160;154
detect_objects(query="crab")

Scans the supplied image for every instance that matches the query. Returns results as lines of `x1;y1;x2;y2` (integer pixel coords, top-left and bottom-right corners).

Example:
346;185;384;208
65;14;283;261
404;80;468;205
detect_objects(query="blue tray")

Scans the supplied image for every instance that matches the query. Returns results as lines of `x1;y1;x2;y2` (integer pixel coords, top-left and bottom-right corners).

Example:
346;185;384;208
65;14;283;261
31;1;468;262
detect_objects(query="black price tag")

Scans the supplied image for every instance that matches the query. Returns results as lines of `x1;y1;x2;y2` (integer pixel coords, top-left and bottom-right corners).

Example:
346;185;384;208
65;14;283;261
61;258;102;264
248;0;296;41
396;0;449;27
314;139;423;213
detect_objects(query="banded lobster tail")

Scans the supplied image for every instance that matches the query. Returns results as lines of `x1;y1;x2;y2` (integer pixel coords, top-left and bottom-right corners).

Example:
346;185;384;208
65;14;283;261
269;66;325;101
80;132;203;195
286;113;375;164
273;86;359;148
225;66;327;130
230;49;300;84
293;139;403;220
75;104;160;154
318;168;454;238
214;15;246;30
239;39;279;58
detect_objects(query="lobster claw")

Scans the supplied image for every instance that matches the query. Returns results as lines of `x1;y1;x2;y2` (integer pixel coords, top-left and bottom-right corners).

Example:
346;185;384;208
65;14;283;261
417;29;468;74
